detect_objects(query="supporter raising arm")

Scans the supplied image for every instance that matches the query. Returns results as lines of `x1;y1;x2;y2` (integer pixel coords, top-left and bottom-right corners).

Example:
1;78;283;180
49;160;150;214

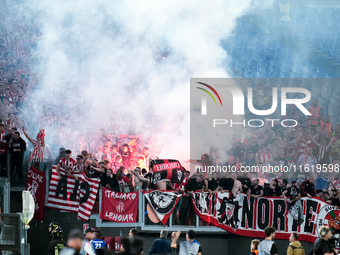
128;167;150;191
22;126;45;169
116;168;132;192
171;230;202;255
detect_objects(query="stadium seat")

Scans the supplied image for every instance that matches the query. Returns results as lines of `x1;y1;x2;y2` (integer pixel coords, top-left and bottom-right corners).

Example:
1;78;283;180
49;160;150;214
114;236;123;253
104;236;114;251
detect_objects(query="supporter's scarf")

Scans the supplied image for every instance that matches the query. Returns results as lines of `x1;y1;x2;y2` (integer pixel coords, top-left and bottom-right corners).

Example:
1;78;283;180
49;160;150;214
149;159;185;184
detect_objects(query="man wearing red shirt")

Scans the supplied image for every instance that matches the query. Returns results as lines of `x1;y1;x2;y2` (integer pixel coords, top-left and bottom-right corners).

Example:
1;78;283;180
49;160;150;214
69;155;84;181
22;126;45;170
55;150;76;200
119;144;132;169
256;144;272;168
116;167;132;192
56;149;76;178
110;154;122;173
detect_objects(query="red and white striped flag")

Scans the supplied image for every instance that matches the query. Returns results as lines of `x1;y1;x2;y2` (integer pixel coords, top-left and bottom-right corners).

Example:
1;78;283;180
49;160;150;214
47;165;100;221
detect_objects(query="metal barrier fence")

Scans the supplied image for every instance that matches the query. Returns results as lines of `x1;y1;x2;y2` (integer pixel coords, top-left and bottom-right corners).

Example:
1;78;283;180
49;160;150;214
0;213;27;255
90;190;227;233
0;178;10;213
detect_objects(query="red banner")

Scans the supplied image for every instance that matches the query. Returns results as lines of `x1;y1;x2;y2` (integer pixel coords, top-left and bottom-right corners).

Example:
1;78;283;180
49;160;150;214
25;166;46;221
100;187;138;223
191;192;331;243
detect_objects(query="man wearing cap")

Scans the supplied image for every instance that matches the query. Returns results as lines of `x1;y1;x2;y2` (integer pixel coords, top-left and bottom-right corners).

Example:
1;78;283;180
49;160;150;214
55;150;76;199
69;155;84;181
283;180;301;208
80;228;96;255
56;149;76;179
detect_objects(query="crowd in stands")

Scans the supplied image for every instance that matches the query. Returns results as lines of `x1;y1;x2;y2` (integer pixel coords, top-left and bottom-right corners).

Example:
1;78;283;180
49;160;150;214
2;90;340;211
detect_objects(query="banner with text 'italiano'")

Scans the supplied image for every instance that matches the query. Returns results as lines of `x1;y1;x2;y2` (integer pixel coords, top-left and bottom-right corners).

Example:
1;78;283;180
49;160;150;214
100;187;139;223
191;192;338;243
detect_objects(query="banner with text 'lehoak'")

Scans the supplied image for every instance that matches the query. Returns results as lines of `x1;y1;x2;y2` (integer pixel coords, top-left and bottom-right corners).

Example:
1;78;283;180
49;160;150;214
191;192;338;243
46;165;100;221
100;187;139;223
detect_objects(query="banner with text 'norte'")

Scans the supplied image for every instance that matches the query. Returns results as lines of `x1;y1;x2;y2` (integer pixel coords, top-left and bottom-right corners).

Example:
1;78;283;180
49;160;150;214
144;190;182;225
100;187;139;223
46;165;100;221
191;192;339;243
150;159;185;184
25;166;46;221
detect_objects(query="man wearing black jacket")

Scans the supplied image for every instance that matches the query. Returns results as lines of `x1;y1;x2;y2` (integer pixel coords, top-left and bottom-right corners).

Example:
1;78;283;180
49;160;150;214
313;226;338;255
185;174;205;193
148;229;172;255
238;168;251;193
8;131;26;183
219;173;234;193
263;179;281;197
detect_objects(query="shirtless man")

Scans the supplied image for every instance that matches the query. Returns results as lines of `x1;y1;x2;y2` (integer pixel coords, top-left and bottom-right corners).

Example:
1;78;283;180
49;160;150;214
231;173;243;197
129;167;150;191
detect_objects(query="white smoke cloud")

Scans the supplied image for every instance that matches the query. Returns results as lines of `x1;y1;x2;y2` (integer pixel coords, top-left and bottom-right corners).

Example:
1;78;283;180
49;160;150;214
20;0;273;161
